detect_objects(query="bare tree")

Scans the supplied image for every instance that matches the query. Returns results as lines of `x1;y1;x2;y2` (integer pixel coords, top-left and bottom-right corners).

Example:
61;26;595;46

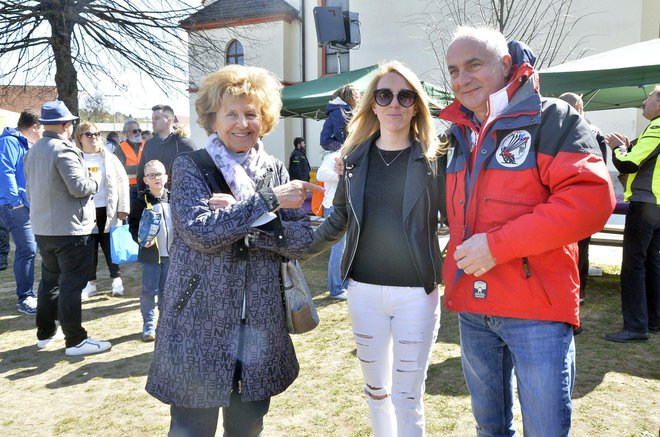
80;90;109;121
0;0;244;114
410;0;592;90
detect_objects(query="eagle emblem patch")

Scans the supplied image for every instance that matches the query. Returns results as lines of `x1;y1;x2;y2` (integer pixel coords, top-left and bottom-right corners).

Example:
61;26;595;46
473;280;487;299
496;130;532;168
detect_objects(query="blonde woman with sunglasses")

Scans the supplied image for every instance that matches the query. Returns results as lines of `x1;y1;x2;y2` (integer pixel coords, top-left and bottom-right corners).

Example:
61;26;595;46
305;61;447;436
74;121;130;299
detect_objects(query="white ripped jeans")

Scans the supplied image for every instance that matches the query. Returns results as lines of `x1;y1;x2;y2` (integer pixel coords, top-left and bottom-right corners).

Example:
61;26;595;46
347;279;440;437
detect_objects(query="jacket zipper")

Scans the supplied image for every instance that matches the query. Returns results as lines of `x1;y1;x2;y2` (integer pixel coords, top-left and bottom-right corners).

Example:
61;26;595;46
425;188;438;284
522;257;531;278
342;165;361;284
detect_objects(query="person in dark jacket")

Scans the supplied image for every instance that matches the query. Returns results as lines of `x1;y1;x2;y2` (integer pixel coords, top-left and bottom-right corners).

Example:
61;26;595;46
128;159;171;342
605;85;660;343
136;104;197;192
145;64;322;437
287;136;310;181
320;84;360;152
304;61;446;436
558;91;609;306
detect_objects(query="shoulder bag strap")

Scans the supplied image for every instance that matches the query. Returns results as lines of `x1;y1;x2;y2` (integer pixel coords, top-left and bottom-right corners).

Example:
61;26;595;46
187;148;231;194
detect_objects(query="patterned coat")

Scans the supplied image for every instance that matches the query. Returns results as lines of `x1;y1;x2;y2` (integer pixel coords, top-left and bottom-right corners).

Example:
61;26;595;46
145;153;313;408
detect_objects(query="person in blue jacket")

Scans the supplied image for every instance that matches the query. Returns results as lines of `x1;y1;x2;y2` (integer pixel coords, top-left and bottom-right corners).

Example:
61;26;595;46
320;84;360;152
0;109;43;315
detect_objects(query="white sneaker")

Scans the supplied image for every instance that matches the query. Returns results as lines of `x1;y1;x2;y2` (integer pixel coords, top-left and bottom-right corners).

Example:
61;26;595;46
81;282;97;300
111;277;124;296
65;337;111;356
37;324;65;349
331;290;348;300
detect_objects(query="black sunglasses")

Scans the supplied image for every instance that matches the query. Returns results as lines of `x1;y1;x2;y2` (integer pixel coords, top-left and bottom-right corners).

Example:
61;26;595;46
130;128;142;134
84;132;101;138
374;88;417;108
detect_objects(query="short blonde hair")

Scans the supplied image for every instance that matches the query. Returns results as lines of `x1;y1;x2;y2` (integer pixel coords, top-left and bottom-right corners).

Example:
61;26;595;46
341;60;444;161
195;64;283;136
74;121;101;152
144;159;165;174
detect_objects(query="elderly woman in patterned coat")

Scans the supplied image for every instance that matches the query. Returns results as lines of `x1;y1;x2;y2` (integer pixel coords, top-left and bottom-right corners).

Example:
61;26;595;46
145;65;323;437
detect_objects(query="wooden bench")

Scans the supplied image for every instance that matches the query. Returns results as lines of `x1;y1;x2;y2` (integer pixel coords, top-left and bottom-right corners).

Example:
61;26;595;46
590;223;624;247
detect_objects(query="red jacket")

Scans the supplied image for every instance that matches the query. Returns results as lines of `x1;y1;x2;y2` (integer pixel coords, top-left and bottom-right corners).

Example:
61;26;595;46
440;65;615;326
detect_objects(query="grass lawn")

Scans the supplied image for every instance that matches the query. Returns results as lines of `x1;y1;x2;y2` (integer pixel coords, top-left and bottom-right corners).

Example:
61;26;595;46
0;248;658;436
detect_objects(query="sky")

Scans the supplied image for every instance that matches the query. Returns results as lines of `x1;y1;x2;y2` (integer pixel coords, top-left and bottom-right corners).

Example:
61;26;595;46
87;73;191;120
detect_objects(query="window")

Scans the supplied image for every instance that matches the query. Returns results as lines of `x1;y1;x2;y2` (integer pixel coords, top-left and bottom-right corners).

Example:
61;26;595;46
226;40;244;65
323;0;349;74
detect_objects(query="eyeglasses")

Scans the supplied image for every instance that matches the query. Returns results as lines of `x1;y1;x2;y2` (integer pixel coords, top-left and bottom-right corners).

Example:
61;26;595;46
145;172;165;180
130;128;142;134
374;89;417;108
84;132;101;138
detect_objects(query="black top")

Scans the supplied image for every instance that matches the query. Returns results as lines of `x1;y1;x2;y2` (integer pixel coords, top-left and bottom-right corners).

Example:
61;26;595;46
137;133;198;192
350;144;421;287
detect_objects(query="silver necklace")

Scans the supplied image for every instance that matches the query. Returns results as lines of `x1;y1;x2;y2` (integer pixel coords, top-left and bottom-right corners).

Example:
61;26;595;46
376;146;407;167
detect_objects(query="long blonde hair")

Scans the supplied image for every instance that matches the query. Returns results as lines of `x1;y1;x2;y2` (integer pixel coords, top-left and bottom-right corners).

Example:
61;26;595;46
340;61;444;160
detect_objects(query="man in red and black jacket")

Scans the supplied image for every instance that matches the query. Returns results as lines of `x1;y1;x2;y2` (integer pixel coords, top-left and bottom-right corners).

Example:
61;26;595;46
440;26;614;435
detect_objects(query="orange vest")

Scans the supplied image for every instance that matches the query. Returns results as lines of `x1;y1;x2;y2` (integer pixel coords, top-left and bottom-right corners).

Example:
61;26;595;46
118;140;145;186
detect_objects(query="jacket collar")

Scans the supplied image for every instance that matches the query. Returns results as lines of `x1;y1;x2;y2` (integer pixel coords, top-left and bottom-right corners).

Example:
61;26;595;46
343;136;432;223
440;62;540;127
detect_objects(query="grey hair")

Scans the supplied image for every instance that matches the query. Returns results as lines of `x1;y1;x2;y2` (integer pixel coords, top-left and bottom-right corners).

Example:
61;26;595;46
451;26;509;60
122;119;140;133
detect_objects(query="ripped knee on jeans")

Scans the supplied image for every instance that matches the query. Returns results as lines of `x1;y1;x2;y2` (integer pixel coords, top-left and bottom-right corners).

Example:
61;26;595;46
364;384;390;401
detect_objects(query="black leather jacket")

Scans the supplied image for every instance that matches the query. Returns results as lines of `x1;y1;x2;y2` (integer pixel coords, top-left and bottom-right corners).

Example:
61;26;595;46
306;138;446;294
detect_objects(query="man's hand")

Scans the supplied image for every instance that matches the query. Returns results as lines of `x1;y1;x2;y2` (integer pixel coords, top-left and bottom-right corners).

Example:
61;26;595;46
605;132;630;151
454;233;496;277
117;212;128;221
209;193;236;211
273;181;324;209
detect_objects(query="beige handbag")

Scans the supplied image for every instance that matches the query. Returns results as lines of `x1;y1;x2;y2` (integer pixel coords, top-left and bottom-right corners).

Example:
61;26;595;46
281;259;319;334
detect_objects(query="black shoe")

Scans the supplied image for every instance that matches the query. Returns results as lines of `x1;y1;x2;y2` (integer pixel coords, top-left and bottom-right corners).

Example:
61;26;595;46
0;262;8;271
605;330;648;343
649;326;659;334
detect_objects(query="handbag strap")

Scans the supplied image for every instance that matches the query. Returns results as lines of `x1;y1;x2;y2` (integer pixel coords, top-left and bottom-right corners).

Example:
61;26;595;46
187;148;231;194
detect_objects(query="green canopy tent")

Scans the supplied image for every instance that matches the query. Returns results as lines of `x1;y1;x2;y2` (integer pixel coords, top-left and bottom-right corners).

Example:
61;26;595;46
281;65;453;119
539;38;660;111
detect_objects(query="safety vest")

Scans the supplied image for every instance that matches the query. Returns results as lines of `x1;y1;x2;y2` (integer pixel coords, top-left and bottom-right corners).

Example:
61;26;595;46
118;140;145;186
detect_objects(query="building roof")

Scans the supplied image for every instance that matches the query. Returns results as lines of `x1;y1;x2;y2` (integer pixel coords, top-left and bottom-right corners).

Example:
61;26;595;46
181;0;299;30
0;85;58;114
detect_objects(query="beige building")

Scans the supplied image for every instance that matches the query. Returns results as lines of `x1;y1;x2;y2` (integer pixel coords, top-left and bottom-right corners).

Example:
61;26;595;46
183;0;660;166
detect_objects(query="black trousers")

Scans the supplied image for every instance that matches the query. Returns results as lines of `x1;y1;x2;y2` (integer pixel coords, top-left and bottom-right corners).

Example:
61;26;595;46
35;234;94;347
168;364;271;437
168;323;270;437
620;201;660;333
89;207;121;281
577;236;590;300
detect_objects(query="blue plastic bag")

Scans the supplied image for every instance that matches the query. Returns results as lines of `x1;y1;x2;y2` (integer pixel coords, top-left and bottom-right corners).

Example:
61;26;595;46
110;224;138;264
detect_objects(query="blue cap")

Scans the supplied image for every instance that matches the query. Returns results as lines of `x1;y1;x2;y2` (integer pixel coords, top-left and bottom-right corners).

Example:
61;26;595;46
39;100;79;125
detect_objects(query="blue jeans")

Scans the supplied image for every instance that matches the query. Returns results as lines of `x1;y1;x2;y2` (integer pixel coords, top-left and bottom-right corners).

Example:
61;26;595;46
458;312;575;437
141;257;170;333
35;235;94;347
0;217;9;266
0;205;37;302
324;206;347;296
